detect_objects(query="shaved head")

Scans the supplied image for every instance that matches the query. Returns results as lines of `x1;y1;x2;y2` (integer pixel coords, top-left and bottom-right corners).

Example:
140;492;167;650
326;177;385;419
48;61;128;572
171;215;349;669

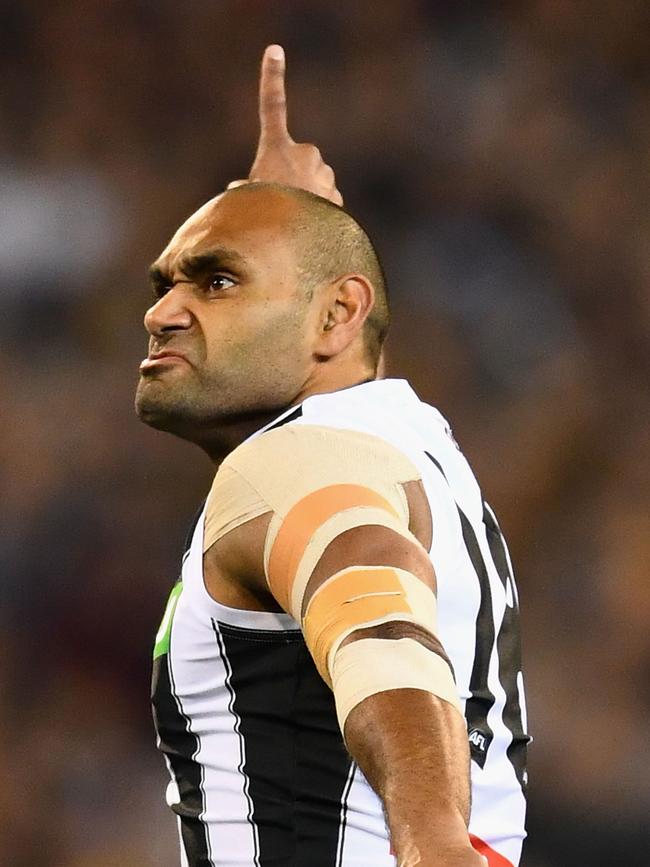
137;181;390;457
225;183;390;366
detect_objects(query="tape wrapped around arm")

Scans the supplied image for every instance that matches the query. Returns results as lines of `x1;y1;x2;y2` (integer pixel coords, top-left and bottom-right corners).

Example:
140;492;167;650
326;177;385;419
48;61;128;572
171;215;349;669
330;637;463;737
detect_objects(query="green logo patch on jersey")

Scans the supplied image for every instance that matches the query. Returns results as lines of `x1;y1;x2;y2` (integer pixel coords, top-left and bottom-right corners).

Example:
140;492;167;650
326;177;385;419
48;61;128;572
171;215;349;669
153;581;183;659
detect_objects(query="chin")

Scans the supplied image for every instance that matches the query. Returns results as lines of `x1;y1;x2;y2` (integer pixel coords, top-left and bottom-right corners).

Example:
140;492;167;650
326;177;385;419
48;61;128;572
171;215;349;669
136;402;177;433
135;382;185;432
136;380;224;445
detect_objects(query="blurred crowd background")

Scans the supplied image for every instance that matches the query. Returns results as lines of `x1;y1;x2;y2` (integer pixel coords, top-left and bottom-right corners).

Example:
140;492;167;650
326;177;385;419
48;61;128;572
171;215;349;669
1;1;648;865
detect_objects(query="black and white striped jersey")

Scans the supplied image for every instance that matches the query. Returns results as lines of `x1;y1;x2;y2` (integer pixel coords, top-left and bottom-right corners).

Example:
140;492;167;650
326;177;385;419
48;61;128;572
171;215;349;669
151;379;529;867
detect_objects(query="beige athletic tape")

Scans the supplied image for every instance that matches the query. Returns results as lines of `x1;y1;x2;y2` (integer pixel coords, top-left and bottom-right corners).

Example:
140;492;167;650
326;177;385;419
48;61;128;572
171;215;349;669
289;507;416;619
267;498;418;618
303;565;438;682
265;485;400;613
203;425;425;630
204;424;419;558
331;637;463;735
203;464;271;552
226;424;415;526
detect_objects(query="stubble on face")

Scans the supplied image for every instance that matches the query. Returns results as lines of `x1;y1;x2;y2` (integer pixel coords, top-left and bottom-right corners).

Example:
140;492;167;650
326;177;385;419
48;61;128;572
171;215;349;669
135;189;317;448
135;295;309;437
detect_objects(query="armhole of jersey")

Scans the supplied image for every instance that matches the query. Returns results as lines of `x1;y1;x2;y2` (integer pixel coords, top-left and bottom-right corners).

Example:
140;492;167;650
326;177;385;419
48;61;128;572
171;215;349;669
203;464;271;553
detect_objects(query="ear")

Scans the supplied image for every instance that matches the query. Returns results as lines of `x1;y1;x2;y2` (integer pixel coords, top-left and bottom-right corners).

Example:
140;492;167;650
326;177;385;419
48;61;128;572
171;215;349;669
314;274;375;360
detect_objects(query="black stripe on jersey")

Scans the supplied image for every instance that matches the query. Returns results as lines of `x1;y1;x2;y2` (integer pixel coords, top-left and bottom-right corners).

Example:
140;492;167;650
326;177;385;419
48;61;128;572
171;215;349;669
425;453;496;767
455;509;496;767
482;503;509;591
151;649;213;867
263;405;303;431
483;503;530;791
215;620;353;867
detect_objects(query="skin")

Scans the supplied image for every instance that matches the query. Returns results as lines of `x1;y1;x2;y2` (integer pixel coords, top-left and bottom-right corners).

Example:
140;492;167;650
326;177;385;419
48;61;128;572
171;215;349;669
135;185;375;462
227;44;343;204
138;45;487;867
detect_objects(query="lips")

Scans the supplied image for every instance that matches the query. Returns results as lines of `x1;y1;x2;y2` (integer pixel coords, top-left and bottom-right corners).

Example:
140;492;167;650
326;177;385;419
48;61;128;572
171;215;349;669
149;351;188;362
140;350;191;371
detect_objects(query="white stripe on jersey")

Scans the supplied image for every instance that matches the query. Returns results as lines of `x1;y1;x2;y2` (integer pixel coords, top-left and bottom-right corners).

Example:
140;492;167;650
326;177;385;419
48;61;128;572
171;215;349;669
337;765;395;866
211;622;261;866
168;526;261;866
334;763;356;867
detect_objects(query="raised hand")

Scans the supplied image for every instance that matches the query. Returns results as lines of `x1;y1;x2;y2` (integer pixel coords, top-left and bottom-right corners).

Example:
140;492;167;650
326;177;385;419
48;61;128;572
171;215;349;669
227;45;343;205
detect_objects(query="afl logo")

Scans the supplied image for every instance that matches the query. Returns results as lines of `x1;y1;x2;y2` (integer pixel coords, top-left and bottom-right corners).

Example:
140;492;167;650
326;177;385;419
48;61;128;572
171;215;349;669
468;728;487;752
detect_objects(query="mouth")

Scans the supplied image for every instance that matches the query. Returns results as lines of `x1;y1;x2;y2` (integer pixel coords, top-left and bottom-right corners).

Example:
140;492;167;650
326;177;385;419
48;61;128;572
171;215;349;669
139;351;191;372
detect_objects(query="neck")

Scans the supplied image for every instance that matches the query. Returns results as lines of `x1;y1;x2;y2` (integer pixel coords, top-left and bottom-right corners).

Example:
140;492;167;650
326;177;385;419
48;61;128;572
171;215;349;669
197;407;291;466
200;369;377;466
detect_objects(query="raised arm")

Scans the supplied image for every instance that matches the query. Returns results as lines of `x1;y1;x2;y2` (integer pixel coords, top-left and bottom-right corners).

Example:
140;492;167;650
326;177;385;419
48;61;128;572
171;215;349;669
227;45;343;205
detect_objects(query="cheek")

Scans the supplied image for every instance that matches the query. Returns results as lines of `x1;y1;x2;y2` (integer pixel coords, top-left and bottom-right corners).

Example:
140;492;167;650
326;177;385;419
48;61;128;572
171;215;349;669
208;303;309;368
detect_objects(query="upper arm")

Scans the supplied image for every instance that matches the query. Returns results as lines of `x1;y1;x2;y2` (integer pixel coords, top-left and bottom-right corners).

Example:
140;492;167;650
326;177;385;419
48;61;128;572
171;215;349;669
204;424;445;668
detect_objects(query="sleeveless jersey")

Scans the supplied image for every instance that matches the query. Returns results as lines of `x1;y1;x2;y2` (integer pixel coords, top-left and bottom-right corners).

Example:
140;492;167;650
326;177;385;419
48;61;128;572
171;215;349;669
151;379;529;867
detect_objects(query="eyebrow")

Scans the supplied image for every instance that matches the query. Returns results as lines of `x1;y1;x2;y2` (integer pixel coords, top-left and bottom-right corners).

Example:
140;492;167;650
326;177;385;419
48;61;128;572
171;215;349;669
148;247;247;288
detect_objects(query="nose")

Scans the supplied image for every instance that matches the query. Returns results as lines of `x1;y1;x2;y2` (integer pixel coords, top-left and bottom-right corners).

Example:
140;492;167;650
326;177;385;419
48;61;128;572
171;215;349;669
144;285;193;337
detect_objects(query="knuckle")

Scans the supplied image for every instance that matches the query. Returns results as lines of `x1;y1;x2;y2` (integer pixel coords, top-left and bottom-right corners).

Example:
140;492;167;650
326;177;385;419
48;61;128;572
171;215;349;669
296;142;320;157
265;93;286;108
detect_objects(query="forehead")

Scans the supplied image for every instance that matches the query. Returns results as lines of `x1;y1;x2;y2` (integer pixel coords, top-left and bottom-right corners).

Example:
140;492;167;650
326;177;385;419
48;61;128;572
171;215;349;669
156;190;300;272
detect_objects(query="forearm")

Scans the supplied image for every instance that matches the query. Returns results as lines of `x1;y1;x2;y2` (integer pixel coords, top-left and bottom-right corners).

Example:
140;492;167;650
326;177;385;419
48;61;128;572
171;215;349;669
344;688;474;866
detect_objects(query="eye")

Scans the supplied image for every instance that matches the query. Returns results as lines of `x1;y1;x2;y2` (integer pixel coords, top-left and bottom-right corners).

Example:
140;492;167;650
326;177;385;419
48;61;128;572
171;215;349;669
209;274;236;292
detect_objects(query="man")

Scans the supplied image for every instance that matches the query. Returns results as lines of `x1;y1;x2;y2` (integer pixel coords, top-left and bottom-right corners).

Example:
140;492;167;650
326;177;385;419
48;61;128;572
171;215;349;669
138;46;528;867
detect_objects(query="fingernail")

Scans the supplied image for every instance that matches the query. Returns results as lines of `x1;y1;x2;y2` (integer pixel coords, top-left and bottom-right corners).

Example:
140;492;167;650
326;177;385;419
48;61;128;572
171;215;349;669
267;44;285;62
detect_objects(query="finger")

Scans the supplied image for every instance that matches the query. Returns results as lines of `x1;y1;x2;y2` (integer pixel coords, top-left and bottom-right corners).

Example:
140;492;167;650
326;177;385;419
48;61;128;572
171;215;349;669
258;44;292;146
331;188;344;206
226;179;249;189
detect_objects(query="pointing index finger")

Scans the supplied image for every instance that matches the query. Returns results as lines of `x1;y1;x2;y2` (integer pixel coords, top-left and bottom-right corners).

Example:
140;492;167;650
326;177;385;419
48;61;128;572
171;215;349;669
258;44;292;146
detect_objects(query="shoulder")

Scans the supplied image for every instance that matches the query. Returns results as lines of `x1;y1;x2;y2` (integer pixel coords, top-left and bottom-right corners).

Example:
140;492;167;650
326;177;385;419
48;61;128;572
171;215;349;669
230;421;419;466
205;423;423;551
224;423;421;512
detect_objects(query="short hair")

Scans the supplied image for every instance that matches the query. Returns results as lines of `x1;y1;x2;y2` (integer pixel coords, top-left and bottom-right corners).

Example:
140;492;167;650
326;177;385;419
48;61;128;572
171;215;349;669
228;183;390;367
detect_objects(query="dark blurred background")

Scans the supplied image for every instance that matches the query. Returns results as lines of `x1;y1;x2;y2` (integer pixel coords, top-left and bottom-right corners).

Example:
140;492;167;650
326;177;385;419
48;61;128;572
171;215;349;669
1;1;648;865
